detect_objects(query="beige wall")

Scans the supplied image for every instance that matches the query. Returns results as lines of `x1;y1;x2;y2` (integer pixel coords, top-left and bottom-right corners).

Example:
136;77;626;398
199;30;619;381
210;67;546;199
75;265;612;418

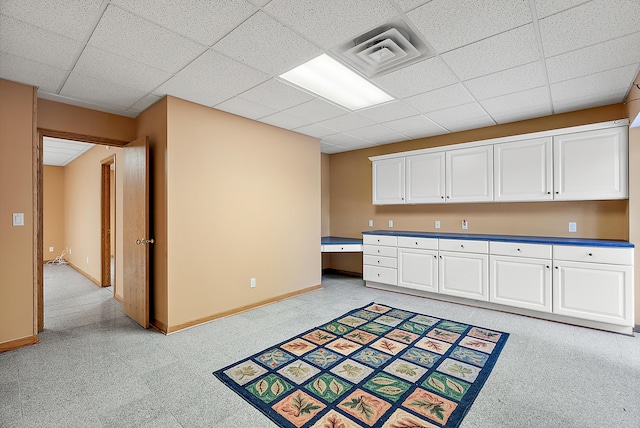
0;79;36;346
135;97;168;329
625;72;640;325
38;98;136;143
165;96;321;329
326;105;630;277
63;145;123;285
43;166;65;261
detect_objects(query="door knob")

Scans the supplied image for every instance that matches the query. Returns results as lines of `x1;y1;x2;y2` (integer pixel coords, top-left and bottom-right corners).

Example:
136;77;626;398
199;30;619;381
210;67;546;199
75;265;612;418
136;238;155;245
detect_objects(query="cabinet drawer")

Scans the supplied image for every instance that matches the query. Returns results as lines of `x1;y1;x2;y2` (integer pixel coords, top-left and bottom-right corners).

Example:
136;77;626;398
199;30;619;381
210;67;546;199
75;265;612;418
363;235;398;247
490;241;551;259
364;255;397;269
363;245;397;257
553;245;633;265
439;239;488;254
364;265;397;285
397;236;438;250
321;244;363;252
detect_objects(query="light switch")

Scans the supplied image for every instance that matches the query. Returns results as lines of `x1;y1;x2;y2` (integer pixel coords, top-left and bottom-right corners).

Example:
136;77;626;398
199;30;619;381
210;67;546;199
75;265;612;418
12;213;24;226
368;220;373;227
435;221;441;229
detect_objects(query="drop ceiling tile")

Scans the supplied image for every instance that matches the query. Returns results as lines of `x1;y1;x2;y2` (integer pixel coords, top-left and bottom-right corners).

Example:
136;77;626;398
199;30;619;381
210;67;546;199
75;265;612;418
74;46;172;92
213;11;322;76
336;140;378;150
464;61;548;100
259;110;315;130
131;94;162;112
357;101;419;122
215;97;277;120
539;0;640;57
318;114;376;132
264;0;397;49
383;114;448;137
322;133;368;145
546;32;640;84
553;91;627;113
426;103;495;132
442;24;539;81
346;124;400;141
283;99;349;123
294;124;338;139
110;0;256;46
239;79;314;111
393;0;431;12
155;50;269;107
404;84;474;113
0;51;67;93
373;57;459;98
407;0;532;53
320;142;347;154
88;5;206;73
550;64;638;103
0;15;81;69
481;86;552;123
61;72;149;108
534;0;589;18
366;133;409;145
0;0;103;41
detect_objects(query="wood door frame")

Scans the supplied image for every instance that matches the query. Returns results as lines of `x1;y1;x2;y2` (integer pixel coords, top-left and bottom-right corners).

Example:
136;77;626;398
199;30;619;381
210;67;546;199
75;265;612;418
101;155;116;288
36;129;127;332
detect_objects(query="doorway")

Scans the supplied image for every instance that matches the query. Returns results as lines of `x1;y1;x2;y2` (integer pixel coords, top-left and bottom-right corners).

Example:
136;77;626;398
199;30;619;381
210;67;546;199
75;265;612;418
37;129;128;332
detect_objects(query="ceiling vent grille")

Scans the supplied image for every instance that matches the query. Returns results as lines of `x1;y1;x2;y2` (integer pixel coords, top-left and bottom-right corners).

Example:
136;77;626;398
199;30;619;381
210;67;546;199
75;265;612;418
332;18;434;78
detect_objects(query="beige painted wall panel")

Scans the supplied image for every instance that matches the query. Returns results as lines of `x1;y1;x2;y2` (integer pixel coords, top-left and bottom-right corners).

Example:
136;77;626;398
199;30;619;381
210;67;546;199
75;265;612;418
43;166;65;261
625;76;640;325
166;97;321;328
135;97;168;327
327;105;630;277
64;145;122;284
0;79;35;344
38;99;136;143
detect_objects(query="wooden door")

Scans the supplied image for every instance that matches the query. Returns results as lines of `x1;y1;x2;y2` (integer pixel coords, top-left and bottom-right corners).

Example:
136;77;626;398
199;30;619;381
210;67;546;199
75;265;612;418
123;137;150;328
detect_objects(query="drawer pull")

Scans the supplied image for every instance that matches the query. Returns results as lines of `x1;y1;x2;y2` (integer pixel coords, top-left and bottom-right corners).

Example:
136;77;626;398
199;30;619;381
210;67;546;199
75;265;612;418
517;248;521;252
377;260;380;264
377;273;380;277
377;249;381;253
434;255;437;258
588;253;593;256
555;266;558;269
460;244;464;248
546;265;550;269
415;242;418;245
547;191;551;194
341;247;344;250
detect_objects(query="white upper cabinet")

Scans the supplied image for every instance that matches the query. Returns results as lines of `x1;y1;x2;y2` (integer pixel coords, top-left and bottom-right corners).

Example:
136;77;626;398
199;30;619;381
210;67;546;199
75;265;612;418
372;157;405;205
553;127;628;201
446;145;493;203
405;152;446;204
494;137;553;201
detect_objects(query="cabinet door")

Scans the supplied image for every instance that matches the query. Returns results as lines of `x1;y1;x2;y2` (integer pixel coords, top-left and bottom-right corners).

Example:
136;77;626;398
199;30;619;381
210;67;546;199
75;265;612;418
372;157;405;205
553;261;633;326
406;153;446;204
490;255;552;312
398;248;438;292
446;145;493;203
494;137;553;201
553;127;628;200
438;252;488;301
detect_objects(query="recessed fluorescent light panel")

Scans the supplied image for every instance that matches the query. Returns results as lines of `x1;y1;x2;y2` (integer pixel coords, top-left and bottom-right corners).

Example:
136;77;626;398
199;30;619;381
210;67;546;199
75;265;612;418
279;54;393;110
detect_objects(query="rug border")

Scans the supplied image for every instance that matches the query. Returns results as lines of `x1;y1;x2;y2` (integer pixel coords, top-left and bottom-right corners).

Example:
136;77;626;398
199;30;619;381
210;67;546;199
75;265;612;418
213;301;510;428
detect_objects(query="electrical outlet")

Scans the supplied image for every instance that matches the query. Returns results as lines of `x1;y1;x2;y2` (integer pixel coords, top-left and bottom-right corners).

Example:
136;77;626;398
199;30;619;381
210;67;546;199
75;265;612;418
368;219;373;227
86;256;89;264
388;220;393;228
462;219;468;230
49;247;54;253
250;278;256;288
435;221;441;229
569;222;577;233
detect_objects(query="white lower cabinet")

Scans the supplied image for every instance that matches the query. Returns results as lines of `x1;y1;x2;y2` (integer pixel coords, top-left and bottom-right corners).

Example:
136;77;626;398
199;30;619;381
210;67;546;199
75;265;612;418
363;235;397;286
398;248;438;292
553;260;633;326
438;251;489;301
490;255;552;312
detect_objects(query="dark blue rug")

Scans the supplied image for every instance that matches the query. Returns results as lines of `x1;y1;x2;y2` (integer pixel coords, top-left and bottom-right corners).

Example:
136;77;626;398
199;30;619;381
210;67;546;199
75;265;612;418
214;302;509;427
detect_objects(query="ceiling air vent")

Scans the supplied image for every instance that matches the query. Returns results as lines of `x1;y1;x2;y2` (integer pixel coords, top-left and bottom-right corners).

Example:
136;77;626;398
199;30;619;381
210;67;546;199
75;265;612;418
332;18;435;78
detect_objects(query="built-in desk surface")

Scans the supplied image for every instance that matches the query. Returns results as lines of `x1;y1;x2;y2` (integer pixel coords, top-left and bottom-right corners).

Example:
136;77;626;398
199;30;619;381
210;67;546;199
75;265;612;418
321;236;363;252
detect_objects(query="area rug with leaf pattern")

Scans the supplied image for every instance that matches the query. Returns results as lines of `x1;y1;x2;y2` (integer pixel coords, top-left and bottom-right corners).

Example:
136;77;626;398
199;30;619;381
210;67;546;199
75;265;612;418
213;302;509;427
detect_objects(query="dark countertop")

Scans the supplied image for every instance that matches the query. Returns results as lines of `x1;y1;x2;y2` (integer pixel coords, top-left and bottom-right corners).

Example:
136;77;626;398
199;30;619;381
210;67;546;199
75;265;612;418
322;236;363;245
361;230;634;248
